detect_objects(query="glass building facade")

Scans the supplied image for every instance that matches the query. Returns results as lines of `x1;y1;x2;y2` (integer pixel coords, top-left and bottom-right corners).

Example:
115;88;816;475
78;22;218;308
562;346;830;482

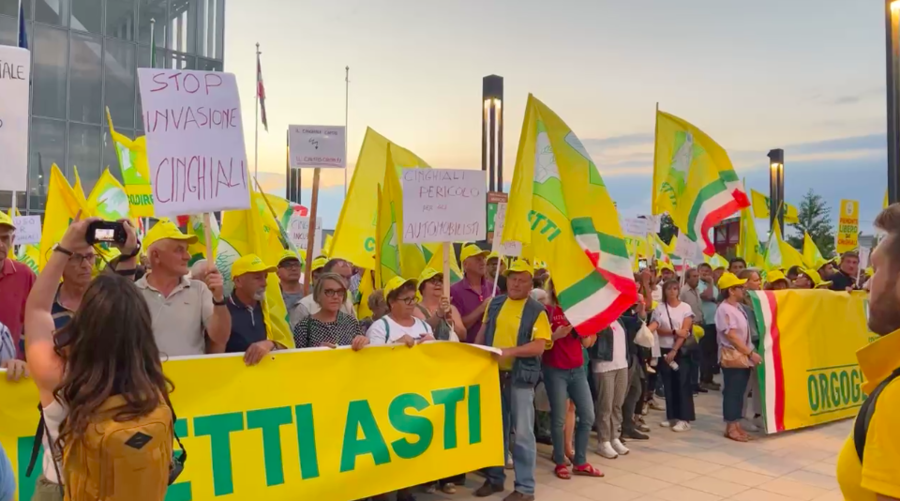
0;0;225;213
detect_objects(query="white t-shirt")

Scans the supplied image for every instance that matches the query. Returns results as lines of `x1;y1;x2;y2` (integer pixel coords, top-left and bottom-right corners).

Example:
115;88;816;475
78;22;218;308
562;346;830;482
366;315;434;346
651;301;694;349
593;321;628;373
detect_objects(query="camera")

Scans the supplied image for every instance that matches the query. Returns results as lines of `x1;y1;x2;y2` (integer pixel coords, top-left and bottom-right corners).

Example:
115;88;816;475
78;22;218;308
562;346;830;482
85;221;127;246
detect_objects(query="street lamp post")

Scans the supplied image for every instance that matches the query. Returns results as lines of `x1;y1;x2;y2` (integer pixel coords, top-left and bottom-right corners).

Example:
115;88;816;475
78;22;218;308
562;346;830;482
768;149;785;235
482;75;504;192
886;0;900;204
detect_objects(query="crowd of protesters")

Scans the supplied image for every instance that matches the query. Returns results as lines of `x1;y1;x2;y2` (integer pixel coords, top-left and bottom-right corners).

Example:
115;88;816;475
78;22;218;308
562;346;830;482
0;206;886;501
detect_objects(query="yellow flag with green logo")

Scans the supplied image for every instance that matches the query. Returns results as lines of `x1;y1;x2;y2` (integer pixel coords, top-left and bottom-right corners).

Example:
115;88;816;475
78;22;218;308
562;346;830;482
750;189;798;224
106;108;154;217
331;128;430;269
219;189;294;349
86;168;131;220
763;224;805;273
374;183;400;288
802;232;825;268
653;111;750;254
39;165;90;270
738;207;765;269
503;94;637;333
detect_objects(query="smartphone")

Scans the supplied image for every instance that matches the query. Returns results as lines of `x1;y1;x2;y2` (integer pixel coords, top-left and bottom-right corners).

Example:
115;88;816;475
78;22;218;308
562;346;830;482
85;221;127;246
638;259;648;271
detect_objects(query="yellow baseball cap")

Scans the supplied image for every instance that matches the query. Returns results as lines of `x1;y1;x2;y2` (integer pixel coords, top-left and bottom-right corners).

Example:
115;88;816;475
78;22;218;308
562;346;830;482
418;267;442;284
504;259;534;277
765;269;789;285
311;256;328;272
231;254;276;278
0;212;15;229
144;218;198;249
277;250;302;266
383;276;418;301
657;261;675;275
800;268;832;288
717;272;747;290
487;251;500;261
460;244;489;264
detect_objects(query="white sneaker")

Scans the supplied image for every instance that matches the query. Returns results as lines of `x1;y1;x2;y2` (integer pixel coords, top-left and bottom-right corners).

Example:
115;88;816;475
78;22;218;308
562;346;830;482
611;438;630;455
660;420;672;428
596;441;619;459
671;420;691;432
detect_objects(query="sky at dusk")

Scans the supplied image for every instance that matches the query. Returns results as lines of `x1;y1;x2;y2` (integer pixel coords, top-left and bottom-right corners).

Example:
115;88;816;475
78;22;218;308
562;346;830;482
224;0;888;236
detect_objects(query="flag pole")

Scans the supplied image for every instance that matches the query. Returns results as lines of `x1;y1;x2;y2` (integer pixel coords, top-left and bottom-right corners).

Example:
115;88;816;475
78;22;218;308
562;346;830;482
255;42;260;179
16;0;22;43
303;168;321;295
344;65;350;196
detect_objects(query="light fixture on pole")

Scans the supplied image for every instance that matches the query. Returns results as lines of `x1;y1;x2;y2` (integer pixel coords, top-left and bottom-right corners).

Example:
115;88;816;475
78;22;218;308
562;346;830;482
767;148;785;235
887;0;900;204
482;75;504;192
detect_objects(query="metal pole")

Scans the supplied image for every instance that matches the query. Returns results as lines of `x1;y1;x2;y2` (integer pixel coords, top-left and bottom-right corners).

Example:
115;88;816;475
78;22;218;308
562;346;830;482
498;99;504;192
489;101;496;192
769;160;776;233
344;65;349;197
887;0;900;204
481;99;488;177
778;162;785;235
254;42;260;179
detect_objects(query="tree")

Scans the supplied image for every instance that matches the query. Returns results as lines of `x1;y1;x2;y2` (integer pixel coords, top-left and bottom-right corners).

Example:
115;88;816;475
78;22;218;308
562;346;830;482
786;189;835;258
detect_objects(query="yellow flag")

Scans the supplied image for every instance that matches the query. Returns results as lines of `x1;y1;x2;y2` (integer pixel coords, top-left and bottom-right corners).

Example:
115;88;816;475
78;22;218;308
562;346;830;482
39;165;90;270
764;224;805;272
503;95;637;332
107;107;154;217
355;269;376;320
185;214;220;265
330;128;430;269
424;243;463;283
374;184;399;288
885;189;889;209
750;189;798;224
653;110;750;254
322;234;334;258
802;232;825;268
86;168;131;220
738;207;765;269
71;166;88;207
218;190;295;349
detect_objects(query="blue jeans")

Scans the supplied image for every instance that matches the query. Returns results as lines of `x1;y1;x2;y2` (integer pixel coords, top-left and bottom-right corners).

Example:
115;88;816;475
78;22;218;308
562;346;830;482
542;366;595;466
484;376;537;495
722;368;751;422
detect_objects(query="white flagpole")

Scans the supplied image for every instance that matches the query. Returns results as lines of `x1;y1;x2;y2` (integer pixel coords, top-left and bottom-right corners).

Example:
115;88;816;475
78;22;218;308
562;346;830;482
254;43;260;179
16;0;22;43
344;65;350;196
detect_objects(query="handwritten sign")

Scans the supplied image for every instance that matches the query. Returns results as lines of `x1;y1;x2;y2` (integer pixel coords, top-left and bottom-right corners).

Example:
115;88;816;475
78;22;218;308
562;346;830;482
12;215;41;245
836;199;859;254
674;232;704;264
622;217;651;237
137;69;250;217
289;125;346;169
491;203;522;257
401;169;486;244
858;246;870;271
287;215;323;257
0;47;30;192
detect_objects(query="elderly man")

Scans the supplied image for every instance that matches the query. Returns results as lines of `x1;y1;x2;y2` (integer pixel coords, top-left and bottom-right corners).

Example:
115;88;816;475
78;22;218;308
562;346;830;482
227;254;283;366
135;218;231;357
276;251;306;327
451;244;493;343
474;260;557;501
0;212;35;360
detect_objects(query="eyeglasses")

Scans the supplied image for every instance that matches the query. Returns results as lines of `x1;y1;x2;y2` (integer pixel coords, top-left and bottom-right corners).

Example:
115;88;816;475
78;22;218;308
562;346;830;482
280;262;301;270
323;288;346;298
70;253;96;264
396;296;416;305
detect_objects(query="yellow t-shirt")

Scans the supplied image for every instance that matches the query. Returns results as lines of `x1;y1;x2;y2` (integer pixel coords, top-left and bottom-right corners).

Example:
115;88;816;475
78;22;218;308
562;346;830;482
483;297;552;371
837;333;900;500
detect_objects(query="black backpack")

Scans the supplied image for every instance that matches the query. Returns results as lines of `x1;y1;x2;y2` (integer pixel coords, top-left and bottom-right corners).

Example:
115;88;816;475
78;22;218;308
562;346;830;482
854;367;900;461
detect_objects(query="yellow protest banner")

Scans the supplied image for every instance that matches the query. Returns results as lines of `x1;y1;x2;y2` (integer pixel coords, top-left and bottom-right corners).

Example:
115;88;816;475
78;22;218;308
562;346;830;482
750;290;874;433
836;199;859;254
0;343;502;501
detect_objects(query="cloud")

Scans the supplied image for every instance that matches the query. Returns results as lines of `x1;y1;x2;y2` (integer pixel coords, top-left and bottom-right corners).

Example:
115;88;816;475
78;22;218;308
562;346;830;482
582;133;654;149
831;95;861;105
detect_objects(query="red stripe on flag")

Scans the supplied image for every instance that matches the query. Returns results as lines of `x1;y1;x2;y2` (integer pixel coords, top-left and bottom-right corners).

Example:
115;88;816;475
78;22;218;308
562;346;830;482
574;291;636;336
699;198;745;255
764;290;786;432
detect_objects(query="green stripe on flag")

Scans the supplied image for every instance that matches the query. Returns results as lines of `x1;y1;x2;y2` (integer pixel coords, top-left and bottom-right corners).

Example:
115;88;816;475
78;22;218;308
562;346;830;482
749;291;769;431
570;217;596;236
719;169;739;183
685;181;728;240
557;270;609;309
596;232;629;259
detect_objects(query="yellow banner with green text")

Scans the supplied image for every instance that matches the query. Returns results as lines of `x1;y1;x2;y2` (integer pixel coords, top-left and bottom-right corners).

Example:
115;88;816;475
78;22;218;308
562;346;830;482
0;343;502;501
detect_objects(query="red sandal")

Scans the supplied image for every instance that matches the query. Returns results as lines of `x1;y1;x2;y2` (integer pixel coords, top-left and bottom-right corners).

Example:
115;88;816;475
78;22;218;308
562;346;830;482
554;464;571;479
573;463;605;477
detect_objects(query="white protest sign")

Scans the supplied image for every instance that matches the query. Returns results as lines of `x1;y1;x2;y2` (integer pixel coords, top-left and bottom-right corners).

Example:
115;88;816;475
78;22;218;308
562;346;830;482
0;47;30;192
137;69;250;217
674;232;704;264
12;215;41;245
492;203;522;257
401;169;486;244
622;217;651;237
858;247;871;270
289;125;347;169
287;215;324;257
643;215;661;234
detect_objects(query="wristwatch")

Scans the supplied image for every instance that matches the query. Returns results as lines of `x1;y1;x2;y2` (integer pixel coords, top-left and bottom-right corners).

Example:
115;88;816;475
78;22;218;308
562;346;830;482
212;297;227;306
52;244;73;257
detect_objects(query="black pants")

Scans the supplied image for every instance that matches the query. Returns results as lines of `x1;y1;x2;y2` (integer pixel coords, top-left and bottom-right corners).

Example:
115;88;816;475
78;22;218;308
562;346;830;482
659;349;696;422
700;324;718;383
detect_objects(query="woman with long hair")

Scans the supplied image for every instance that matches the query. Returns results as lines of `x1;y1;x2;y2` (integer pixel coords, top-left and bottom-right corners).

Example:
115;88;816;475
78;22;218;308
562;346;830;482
647;279;695;432
716;273;763;442
292;272;369;350
24;217;174;500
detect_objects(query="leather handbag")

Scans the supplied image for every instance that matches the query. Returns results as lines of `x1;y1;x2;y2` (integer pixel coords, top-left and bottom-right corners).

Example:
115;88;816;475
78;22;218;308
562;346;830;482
720;346;752;369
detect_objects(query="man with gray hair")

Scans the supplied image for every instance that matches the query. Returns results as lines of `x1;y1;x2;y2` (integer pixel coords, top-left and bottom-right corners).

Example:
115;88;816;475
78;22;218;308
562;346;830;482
190;259;210;283
135;218;231;357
